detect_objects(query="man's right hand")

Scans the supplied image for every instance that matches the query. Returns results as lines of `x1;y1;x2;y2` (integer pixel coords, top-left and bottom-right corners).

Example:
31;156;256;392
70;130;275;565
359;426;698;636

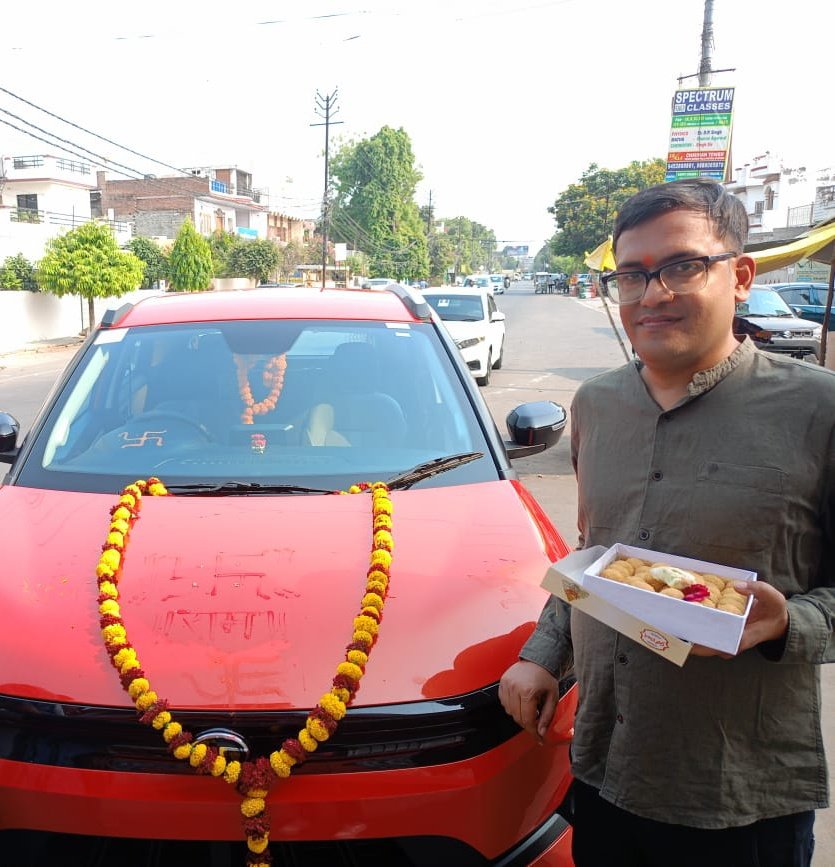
498;660;559;744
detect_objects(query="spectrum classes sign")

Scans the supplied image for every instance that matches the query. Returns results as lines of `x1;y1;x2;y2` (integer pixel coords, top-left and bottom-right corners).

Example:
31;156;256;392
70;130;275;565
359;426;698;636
665;87;735;182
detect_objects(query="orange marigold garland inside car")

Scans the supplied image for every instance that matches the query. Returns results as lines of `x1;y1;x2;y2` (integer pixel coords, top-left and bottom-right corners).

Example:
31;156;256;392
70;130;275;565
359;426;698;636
95;477;394;867
235;353;287;424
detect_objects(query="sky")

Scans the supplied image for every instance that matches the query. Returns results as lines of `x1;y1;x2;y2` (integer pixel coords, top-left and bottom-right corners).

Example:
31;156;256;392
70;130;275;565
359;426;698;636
2;0;833;254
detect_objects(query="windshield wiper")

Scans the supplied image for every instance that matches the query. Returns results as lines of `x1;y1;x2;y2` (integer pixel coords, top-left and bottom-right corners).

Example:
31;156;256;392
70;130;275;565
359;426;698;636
166;481;336;496
385;451;484;490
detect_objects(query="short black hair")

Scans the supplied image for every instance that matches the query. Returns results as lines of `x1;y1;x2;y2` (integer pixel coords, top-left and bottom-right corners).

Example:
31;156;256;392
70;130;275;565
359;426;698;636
613;178;748;252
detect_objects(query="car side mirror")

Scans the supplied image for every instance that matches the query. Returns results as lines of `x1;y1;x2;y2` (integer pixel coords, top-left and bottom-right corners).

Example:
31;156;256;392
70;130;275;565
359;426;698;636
505;400;566;459
491;311;506;322
0;412;21;465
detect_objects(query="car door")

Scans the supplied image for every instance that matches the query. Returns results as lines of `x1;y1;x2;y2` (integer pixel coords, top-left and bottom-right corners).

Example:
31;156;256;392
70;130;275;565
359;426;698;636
486;294;504;353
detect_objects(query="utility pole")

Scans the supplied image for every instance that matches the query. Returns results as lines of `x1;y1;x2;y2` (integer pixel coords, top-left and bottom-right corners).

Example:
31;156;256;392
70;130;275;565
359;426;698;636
426;190;433;233
698;0;715;87
311;88;343;289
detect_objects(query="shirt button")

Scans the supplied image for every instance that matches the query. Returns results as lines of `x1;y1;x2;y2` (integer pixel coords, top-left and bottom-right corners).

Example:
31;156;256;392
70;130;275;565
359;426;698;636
651;471;663;481
638;529;650;542
618;654;628;665
616;714;624;724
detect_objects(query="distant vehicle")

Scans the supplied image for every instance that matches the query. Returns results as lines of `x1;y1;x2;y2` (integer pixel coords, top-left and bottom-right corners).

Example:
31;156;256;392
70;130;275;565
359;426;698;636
734;285;822;360
257;282;298;288
488;274;506;295
770;282;835;331
521;272;533;281
462;274;494;295
362;277;397;289
423;286;506;385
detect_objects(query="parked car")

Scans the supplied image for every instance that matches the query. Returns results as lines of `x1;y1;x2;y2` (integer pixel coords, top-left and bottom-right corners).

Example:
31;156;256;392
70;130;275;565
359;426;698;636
770;282;835;331
361;277;397;289
463;274;494;295
734;284;822;360
489;274;506;295
423;286;506;386
0;283;574;866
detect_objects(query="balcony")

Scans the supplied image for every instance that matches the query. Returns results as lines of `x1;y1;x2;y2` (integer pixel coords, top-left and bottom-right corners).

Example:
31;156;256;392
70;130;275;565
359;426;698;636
8;207;129;234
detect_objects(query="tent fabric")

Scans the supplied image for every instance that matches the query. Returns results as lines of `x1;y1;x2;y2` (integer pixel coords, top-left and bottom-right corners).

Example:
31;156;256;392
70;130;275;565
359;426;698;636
584;236;616;272
748;220;835;274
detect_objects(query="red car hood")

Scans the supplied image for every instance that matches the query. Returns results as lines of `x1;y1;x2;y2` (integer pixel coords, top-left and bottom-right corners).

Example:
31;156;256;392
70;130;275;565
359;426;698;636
0;481;566;710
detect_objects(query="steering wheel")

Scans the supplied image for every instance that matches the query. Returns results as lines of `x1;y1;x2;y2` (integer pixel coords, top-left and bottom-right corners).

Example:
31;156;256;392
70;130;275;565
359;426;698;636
126;410;215;443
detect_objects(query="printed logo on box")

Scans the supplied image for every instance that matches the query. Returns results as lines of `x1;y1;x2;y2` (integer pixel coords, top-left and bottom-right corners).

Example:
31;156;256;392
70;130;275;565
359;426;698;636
639;628;670;653
562;579;589;602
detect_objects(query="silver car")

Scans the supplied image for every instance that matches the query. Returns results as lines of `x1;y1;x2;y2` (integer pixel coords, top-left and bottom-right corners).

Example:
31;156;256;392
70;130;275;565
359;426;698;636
734;285;822;361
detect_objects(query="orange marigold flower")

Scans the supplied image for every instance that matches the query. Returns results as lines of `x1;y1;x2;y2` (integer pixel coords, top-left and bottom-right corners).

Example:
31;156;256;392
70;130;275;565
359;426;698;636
247;835;270;855
240;797;265;818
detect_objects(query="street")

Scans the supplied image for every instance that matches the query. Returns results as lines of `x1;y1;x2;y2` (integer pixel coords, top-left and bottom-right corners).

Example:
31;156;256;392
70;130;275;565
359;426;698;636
0;282;832;865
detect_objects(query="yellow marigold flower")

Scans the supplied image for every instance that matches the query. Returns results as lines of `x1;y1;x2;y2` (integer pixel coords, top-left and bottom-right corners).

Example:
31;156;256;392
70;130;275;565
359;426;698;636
148;482;167;496
111;518;130;535
162;721;183;743
113;647;137;668
366;580;387;597
370;550;392;569
102;624;127;644
373;530;393;552
173;743;192;760
106;531;125;548
247;835;270;855
353;615;379;636
120;659;141;677
319;693;347;721
336;661;363;682
189;743;208;767
347;649;368;667
373;514;393;530
99;600;120;617
269;751;291;778
306;717;330;743
98;580;119;598
348;485;361;494
240;797;265;818
361;592;384;611
352;630;374;646
112;506;132;522
224;760;241;785
135;691;159;712
119;494;136;508
278;747;297;768
298;730;318;753
210;755;227;777
100;549;122;572
367;568;389;585
152;711;172;730
125;484;142;498
372;499;393;516
127;677;150;700
246;788;268;799
331;687;351;703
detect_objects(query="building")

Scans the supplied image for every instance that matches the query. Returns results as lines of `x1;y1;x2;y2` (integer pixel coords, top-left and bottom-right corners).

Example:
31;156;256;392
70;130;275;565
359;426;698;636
95;166;269;241
0;153;131;261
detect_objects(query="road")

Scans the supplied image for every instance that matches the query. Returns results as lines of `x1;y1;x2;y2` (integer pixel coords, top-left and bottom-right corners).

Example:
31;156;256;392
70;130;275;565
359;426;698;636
0;282;832;864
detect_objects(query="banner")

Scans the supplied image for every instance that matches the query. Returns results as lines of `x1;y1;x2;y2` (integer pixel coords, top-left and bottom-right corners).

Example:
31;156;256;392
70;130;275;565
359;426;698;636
665;87;734;182
503;245;529;257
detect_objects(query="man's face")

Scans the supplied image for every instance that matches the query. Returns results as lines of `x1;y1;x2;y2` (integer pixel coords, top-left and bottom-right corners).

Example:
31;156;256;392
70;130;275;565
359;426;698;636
614;209;753;374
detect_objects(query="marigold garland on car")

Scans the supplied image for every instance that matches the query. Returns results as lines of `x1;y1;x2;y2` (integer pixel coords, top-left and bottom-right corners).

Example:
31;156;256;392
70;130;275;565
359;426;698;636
235;353;287;424
95;476;393;867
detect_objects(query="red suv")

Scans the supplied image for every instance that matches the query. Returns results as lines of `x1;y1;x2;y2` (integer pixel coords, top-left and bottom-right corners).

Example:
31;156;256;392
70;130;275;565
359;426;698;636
0;284;576;866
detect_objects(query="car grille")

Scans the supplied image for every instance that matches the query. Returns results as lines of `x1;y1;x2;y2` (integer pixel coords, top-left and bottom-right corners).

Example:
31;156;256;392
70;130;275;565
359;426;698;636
0;679;575;775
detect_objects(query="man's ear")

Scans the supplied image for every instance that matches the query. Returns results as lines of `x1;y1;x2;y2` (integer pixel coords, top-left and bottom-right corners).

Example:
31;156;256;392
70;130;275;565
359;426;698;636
733;255;756;302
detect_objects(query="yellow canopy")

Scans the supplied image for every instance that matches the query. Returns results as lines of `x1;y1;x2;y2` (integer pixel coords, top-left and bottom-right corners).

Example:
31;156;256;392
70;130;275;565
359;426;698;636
748;220;835;275
584;235;616;272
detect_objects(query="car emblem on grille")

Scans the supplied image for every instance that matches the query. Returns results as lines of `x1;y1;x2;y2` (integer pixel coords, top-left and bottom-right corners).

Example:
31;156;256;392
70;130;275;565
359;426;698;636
193;728;250;762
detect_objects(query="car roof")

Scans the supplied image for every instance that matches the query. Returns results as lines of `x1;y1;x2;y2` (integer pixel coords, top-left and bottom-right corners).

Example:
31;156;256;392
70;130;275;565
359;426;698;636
103;286;426;329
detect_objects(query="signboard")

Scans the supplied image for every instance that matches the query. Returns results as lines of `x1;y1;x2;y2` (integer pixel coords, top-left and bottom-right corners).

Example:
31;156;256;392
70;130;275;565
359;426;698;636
665;87;735;182
236;227;258;239
334;242;347;263
503;245;529;257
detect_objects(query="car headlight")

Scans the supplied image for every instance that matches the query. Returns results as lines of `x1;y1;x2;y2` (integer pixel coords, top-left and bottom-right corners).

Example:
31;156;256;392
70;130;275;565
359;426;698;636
456;336;485;349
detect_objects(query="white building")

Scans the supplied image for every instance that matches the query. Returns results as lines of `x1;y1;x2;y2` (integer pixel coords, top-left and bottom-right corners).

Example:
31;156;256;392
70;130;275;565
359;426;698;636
0;154;132;262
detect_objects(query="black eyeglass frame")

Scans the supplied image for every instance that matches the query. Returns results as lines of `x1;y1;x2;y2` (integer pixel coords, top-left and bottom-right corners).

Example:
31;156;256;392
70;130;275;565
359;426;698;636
601;252;741;305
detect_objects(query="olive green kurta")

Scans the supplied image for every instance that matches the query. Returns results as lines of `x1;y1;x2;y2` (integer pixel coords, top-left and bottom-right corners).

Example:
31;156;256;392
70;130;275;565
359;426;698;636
523;339;834;828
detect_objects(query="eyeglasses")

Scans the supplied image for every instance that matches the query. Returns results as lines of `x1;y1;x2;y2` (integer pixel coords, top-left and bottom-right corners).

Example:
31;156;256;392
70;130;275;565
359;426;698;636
601;252;740;306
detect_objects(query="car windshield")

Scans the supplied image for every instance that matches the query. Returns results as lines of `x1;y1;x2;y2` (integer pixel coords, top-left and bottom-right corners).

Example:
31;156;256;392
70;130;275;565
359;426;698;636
15;319;496;493
738;288;796;318
423;294;485;322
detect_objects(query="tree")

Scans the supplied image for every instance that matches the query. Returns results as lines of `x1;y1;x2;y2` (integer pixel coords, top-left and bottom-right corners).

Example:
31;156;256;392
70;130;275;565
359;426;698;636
0;253;39;291
208;230;242;278
547;159;666;259
127;236;169;289
330;126;429;281
278;240;305;280
168;217;214;291
439;216;496;277
227;239;280;285
37;221;144;331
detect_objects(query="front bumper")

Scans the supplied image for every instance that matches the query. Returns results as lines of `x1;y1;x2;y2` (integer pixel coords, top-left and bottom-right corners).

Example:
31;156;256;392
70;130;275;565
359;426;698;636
0;687;577;863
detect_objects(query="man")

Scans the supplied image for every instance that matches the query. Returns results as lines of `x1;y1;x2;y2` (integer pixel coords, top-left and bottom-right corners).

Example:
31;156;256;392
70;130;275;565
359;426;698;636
499;178;834;867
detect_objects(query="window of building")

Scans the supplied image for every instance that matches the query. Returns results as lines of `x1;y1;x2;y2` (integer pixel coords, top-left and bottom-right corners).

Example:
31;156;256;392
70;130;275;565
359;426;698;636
17;193;38;212
754;200;764;215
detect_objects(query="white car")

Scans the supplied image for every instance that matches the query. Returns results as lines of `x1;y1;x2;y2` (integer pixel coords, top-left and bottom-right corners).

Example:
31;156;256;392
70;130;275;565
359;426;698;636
362;277;397;289
423;287;506;386
463;274;494;295
489;274;506;295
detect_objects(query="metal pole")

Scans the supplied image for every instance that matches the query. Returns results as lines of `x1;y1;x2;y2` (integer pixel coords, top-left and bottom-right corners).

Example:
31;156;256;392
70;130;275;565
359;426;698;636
698;0;715;87
820;260;835;367
311;89;343;289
